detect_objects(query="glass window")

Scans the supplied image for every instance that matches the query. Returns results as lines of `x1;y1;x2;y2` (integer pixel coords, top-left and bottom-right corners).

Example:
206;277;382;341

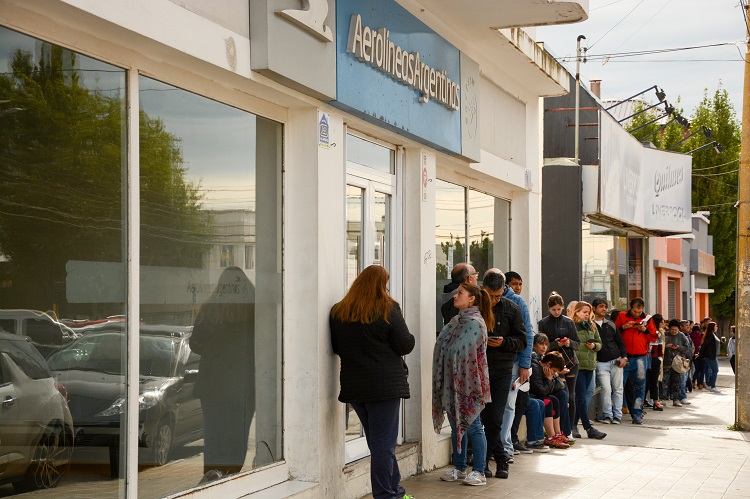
346;134;394;174
435;181;510;333
220;245;234;267
468;190;494;279
138;76;283;495
245;245;255;270
0;25;127;494
346;185;363;289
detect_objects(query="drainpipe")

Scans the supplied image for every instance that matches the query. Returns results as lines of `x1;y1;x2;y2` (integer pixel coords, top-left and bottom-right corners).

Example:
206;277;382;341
690;274;696;323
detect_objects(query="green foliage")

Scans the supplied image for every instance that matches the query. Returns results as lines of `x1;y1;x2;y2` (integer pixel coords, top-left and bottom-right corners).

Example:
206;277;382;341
728;422;745;431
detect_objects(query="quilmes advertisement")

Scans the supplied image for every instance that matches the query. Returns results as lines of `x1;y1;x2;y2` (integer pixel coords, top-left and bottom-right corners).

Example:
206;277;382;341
599;112;692;234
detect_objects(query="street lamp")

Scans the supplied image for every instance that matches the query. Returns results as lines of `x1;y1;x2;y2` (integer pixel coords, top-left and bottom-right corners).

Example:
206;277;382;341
628;101;675;133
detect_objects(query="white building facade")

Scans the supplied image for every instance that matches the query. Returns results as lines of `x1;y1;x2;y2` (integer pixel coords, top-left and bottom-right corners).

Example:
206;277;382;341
0;1;587;497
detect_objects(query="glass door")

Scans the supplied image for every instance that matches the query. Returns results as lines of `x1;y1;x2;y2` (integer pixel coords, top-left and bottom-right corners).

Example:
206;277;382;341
344;133;400;463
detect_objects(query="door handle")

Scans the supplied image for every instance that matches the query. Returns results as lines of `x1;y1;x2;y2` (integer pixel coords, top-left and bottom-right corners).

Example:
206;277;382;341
2;396;15;407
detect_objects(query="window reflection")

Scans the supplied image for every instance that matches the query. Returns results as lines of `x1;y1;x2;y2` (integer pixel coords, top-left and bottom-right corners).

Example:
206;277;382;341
0;26;126;494
138;76;283;494
468;190;494;279
346;134;394;174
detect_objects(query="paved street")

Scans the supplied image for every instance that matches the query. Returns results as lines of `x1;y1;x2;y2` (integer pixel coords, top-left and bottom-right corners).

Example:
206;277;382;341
382;358;749;499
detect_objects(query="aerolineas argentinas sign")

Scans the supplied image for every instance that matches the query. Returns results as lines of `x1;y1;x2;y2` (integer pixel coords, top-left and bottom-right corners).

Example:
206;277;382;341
346;14;460;111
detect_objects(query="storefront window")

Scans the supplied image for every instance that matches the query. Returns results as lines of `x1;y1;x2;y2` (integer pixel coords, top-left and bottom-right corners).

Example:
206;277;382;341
138;77;283;495
582;223;646;311
0;26;127;495
435;180;510;332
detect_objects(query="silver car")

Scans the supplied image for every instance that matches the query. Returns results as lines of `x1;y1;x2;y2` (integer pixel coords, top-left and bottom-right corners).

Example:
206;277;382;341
0;330;74;491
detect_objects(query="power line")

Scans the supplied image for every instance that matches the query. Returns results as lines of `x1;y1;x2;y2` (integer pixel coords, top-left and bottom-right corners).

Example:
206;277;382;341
693;169;739;177
556;42;741;63
609;0;675;53
692;159;740;172
589;0;647;50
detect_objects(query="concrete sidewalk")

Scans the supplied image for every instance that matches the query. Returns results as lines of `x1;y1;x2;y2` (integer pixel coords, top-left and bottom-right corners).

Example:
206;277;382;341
387;358;750;499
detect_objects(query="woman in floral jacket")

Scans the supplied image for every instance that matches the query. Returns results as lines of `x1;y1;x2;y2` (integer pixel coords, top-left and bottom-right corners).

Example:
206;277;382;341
433;283;493;487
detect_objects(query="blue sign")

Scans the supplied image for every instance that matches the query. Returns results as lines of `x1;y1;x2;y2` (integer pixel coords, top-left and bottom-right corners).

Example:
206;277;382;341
333;0;462;155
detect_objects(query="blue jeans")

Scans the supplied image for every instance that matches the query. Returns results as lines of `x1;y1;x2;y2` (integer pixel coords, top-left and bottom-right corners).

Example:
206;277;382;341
549;388;570;435
350;399;405;499
597;361;624;420
703;358;719;388
525;398;545;443
622;355;647;419
448;415;486;474
574;369;595;429
499;362;519;458
680;371;689;399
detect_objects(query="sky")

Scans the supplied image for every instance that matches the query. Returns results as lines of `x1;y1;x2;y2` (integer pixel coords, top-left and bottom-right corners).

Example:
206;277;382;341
536;0;747;117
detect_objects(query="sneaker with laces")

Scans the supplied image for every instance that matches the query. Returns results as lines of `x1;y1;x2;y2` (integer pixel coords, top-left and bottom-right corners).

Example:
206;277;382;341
513;442;533;454
526;441;551;452
543;436;569;449
709;387;721;393
680;398;691;405
571;426;582;439
565;433;576;444
632;415;643;425
652;402;664;411
555;433;571;445
440;468;467;482
672;399;682;407
643;400;653;408
612;418;622;424
462;470;487;486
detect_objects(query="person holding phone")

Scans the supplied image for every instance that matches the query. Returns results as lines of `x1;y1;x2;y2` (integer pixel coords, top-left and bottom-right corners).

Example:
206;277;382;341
478;272;527;479
538;292;580;440
571;302;606;440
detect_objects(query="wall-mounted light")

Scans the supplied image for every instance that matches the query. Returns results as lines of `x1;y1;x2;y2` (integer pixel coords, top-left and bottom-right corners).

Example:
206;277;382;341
686;141;723;155
628;101;675;133
668;126;713;151
604;85;665;111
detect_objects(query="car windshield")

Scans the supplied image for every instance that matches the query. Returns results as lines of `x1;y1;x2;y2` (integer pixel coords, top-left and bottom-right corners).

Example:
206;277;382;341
47;332;179;377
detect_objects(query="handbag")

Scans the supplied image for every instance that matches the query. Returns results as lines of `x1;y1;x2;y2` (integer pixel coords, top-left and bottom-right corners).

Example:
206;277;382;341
671;354;690;374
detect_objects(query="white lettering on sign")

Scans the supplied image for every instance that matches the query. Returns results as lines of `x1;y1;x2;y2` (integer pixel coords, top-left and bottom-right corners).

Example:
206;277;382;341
346;14;460;111
277;0;333;43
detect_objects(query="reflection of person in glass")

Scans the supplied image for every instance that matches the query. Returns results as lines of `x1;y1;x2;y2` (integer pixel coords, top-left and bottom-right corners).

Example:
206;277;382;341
330;265;415;499
190;266;255;483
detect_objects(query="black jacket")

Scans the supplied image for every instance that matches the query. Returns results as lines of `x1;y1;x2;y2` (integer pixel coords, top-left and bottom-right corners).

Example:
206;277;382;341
441;297;459;328
529;351;555;398
330;302;415;403
487;297;527;370
596;318;627;362
538;314;580;369
698;333;719;360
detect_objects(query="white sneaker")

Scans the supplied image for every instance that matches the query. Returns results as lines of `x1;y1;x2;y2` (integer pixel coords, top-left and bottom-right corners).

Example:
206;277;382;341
440;468;467;482
709;387;721;393
462;470;487;486
673;399;683;407
680;398;691;405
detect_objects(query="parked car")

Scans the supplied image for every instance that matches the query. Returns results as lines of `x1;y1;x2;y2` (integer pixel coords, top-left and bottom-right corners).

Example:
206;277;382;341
0;330;74;491
46;324;203;471
0;309;80;358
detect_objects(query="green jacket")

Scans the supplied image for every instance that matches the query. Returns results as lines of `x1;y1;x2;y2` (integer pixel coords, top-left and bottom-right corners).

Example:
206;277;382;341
575;321;602;371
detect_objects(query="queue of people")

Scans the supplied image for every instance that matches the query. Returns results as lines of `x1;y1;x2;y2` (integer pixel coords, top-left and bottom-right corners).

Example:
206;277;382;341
329;263;727;498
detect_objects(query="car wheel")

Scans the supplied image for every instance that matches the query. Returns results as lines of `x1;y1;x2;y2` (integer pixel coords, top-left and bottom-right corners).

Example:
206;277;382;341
13;423;73;491
150;418;173;466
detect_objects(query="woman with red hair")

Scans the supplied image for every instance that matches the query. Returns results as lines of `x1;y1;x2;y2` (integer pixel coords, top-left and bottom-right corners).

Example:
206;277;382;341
330;265;415;499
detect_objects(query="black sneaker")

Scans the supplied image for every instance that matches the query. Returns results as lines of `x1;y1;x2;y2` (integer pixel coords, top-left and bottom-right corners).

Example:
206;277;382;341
513;442;533;454
494;456;509;479
483;467;493;478
572;427;582;439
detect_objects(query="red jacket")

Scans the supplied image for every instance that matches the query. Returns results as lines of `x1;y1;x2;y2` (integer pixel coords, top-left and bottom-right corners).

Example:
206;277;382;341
614;311;658;356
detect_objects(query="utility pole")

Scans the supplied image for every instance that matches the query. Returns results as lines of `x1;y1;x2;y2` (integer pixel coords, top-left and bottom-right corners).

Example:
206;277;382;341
574;35;586;165
736;1;750;429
